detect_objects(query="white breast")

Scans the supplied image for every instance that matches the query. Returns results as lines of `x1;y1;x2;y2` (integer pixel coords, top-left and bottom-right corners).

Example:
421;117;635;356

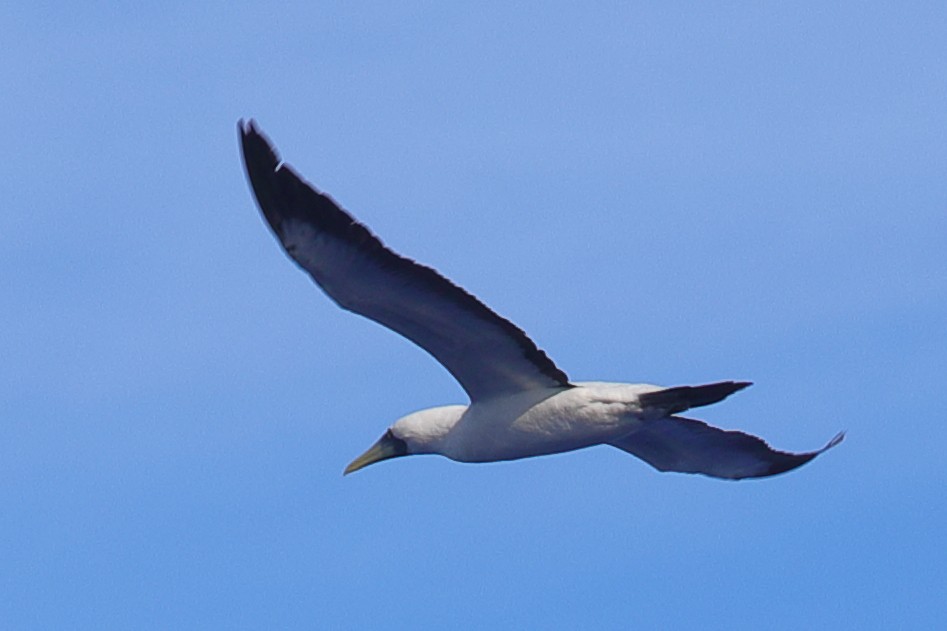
440;383;656;462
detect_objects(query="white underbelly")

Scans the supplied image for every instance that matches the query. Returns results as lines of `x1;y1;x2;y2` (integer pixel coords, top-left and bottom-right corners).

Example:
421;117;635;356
439;384;650;462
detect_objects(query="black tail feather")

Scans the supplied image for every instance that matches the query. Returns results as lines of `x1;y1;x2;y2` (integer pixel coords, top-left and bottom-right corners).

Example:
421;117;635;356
639;381;752;415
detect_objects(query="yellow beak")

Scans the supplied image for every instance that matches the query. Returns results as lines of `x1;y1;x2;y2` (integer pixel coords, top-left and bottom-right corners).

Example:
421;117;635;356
343;430;408;475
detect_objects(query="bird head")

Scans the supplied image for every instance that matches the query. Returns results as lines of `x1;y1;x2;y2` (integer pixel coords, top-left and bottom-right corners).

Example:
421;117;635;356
343;405;466;474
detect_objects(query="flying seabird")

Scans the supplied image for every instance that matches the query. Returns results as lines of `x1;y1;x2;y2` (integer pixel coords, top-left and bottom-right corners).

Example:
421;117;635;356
239;120;843;479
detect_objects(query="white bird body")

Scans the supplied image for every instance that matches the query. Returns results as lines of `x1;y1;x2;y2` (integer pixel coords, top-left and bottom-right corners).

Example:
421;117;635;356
239;120;843;480
407;383;659;462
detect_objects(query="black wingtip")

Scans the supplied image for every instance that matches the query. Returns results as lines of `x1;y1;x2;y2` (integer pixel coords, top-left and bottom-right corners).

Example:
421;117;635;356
239;119;267;143
239;119;279;168
763;452;819;477
238;119;295;236
237;118;258;135
760;430;845;478
825;431;846;450
237;120;380;249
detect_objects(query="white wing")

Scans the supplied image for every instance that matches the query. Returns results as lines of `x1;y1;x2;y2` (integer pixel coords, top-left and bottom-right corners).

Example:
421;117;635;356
240;121;571;402
610;416;844;480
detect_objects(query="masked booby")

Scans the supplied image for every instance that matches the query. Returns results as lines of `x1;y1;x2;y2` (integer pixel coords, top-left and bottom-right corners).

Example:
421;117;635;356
239;120;843;479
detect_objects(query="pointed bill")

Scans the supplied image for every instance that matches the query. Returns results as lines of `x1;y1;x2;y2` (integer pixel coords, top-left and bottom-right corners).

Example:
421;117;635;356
344;430;408;475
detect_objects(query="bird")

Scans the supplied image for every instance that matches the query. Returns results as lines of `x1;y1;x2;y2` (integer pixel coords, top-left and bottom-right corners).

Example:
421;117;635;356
239;120;843;479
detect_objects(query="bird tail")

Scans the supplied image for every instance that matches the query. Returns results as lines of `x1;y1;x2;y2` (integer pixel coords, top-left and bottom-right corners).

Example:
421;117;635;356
638;381;752;415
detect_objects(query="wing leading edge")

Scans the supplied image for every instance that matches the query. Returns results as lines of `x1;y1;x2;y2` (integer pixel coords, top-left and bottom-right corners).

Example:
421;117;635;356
239;120;572;402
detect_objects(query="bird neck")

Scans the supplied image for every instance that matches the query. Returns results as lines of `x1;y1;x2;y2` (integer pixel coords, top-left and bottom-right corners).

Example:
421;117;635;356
392;405;467;454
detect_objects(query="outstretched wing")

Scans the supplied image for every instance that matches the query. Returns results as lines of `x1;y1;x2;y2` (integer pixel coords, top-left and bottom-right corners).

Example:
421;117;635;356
240;120;571;402
610;416;844;480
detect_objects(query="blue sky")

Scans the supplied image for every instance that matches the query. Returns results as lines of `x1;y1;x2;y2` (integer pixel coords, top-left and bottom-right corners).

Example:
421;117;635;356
2;2;945;628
